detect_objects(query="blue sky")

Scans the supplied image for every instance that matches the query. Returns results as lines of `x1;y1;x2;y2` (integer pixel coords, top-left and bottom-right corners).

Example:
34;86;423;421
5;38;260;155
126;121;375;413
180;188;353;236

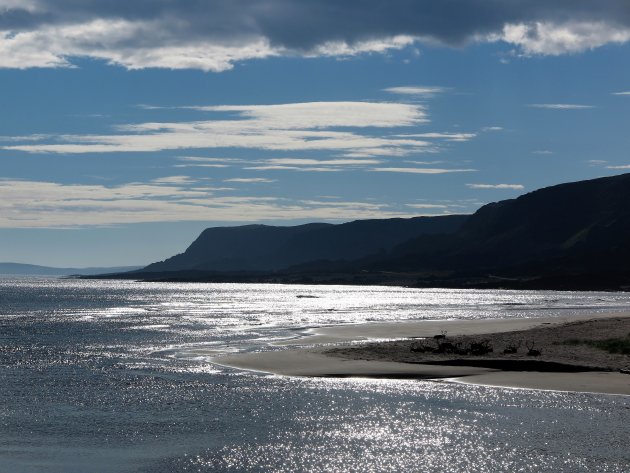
1;1;630;267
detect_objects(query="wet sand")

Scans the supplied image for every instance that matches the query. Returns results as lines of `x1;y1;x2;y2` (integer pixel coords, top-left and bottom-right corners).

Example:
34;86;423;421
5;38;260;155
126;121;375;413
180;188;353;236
214;313;630;395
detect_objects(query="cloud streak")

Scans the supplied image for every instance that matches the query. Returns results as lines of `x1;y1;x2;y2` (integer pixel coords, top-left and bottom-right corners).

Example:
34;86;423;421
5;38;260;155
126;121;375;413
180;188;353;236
467;183;524;190
371;167;476;174
396;132;477;142
528;103;594;110
2;101;435;158
0;178;421;228
1;1;630;70
384;86;447;96
224;177;276;183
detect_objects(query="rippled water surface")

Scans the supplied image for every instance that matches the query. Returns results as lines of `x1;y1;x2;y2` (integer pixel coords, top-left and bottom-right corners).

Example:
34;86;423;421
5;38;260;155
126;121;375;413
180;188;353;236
1;278;629;472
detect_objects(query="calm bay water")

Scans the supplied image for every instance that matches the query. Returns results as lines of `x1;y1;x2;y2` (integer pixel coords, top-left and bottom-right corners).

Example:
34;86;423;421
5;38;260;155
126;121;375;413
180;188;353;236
1;277;629;472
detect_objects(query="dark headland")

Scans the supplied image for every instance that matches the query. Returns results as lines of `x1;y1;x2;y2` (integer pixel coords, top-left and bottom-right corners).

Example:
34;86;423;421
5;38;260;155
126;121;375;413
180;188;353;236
89;172;630;291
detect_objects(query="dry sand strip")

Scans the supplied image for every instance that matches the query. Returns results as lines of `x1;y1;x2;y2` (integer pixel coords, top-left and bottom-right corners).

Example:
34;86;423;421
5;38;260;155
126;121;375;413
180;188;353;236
215;349;497;379
273;312;630;346
213;313;630;395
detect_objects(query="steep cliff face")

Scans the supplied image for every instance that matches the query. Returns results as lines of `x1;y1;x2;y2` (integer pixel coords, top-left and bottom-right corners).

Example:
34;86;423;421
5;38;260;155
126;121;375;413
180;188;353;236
382;173;630;274
141;215;469;272
142;223;331;272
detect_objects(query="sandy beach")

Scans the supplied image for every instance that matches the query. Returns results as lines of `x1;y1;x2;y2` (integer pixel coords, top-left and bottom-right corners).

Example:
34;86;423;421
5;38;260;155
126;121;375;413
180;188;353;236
215;312;630;395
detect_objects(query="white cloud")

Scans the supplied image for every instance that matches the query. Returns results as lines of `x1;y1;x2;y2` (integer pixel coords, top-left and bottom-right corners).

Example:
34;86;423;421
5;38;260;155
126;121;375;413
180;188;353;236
2;3;630;71
404;160;444;165
244;165;342;172
3;101;434;158
528;103;594;110
174;163;230;168
310;35;416;57
224;177;276;183
340;146;434;158
532;150;553;155
265;158;382;166
481;126;504;132
188;102;428;128
241;157;383;173
173;156;236;168
396;132;476;142
371;167;476;174
0;19;279;71
0;134;51;142
405;203;449;209
606;164;630;169
384;86;447;96
466;183;524;190
498;21;630;56
151;175;198;185
300;199;381;208
176;157;238;163
0;178;419;228
612;91;630;96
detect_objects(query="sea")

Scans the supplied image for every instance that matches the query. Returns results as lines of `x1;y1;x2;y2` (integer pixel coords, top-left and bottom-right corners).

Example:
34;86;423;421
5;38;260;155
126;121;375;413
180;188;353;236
1;277;629;472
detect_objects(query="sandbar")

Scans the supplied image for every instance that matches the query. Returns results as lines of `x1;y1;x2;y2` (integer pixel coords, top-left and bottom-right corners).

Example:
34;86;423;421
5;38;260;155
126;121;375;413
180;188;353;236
213;312;630;395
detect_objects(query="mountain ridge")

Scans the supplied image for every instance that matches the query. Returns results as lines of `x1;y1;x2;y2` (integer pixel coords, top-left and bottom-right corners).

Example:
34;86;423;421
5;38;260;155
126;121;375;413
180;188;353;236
91;173;630;291
380;172;630;274
142;215;468;273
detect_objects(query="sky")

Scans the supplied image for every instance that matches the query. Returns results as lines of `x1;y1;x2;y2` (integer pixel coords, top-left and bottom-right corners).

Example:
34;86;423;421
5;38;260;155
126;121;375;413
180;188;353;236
1;1;630;267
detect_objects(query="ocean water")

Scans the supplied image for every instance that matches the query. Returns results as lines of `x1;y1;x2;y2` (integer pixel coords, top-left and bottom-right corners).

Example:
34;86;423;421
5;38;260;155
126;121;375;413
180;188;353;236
1;277;629;472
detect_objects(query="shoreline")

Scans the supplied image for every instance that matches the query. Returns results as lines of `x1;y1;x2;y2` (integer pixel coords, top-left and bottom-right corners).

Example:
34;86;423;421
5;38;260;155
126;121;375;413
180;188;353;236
213;312;630;395
84;271;630;292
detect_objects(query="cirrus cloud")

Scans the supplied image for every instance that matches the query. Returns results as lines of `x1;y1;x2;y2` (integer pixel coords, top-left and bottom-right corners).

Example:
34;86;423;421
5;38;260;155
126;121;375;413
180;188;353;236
384;86;447;96
466;183;524;190
1;101;434;158
527;103;594;110
0;177;421;228
371;167;476;174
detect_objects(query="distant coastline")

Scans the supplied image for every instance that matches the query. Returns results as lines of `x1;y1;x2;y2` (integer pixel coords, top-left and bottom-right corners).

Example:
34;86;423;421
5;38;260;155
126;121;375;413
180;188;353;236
84;268;630;292
0;262;143;277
